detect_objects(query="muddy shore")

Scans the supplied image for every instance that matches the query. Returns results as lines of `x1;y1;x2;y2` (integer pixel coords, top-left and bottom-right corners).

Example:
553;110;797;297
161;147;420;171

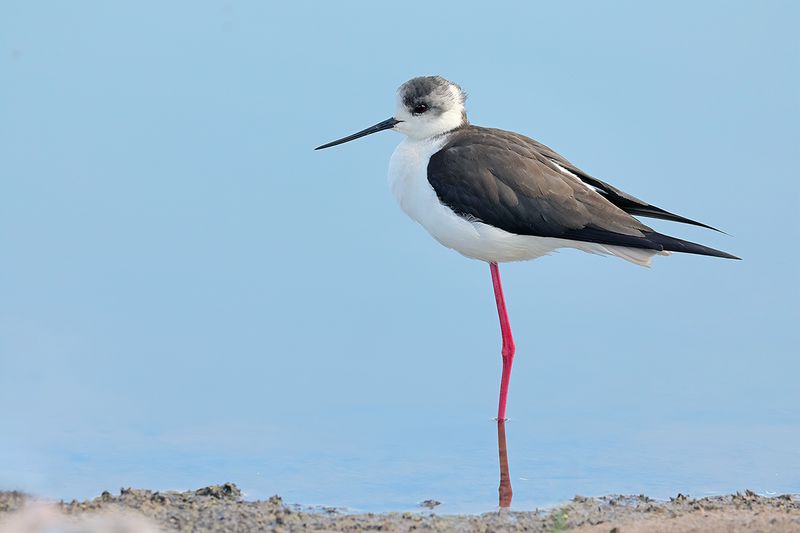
1;483;798;532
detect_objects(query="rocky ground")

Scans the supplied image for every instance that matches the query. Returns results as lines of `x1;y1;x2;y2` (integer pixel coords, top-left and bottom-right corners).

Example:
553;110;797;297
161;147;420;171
1;483;798;532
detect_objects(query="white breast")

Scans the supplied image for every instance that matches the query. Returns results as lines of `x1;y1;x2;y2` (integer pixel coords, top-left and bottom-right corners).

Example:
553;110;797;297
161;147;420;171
387;136;661;266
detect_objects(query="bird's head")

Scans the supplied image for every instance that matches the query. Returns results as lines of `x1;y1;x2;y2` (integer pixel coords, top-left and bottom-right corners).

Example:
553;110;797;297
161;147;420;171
315;75;467;150
394;76;468;140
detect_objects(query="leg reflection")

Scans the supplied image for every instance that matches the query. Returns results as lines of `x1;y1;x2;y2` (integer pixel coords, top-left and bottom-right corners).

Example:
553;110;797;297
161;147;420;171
497;420;512;508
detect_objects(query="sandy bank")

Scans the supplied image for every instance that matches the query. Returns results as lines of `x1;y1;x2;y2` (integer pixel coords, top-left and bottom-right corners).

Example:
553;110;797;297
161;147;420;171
1;483;798;532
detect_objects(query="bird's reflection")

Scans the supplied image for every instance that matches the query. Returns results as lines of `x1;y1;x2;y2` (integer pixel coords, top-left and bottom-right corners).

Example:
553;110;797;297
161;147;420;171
496;420;512;508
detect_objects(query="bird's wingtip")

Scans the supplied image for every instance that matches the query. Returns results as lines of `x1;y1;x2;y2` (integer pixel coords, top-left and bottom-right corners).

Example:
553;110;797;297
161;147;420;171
708;225;729;235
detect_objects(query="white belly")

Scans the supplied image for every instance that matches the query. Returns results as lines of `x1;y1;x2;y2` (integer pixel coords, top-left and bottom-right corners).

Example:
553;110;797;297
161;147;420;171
387;136;660;266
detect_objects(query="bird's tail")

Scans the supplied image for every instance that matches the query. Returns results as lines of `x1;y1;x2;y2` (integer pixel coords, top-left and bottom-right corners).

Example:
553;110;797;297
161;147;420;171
646;231;740;260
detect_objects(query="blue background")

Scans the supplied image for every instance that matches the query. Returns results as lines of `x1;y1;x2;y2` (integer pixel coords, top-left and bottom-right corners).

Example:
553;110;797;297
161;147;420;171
1;1;798;512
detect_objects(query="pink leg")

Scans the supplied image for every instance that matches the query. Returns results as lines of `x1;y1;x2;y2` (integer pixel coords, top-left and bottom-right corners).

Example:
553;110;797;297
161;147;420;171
490;262;515;421
497;420;513;508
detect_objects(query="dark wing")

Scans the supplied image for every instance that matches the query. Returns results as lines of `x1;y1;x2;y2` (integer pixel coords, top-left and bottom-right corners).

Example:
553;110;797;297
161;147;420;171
427;126;738;259
512;132;722;232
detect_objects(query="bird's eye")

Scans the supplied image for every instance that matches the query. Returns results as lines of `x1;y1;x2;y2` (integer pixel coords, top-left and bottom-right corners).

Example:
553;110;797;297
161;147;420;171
412;103;429;114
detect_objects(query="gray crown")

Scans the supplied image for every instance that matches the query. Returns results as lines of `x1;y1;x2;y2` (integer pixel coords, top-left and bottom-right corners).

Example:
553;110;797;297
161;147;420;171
398;76;467;117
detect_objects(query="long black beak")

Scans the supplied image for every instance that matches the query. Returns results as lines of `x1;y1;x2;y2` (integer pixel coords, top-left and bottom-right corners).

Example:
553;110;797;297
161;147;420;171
315;117;400;150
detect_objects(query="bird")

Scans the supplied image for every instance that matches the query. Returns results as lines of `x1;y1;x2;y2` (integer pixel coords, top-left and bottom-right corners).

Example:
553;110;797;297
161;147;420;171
315;75;738;421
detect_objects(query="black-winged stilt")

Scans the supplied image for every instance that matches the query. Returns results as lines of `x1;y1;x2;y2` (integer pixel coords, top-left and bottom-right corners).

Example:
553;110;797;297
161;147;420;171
316;76;738;421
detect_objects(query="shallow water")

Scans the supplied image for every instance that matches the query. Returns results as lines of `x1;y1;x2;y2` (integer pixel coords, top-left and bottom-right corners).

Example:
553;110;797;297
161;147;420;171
3;396;798;514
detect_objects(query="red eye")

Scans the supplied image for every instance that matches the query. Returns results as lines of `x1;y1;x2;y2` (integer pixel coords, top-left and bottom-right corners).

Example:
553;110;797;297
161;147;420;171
413;103;429;114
